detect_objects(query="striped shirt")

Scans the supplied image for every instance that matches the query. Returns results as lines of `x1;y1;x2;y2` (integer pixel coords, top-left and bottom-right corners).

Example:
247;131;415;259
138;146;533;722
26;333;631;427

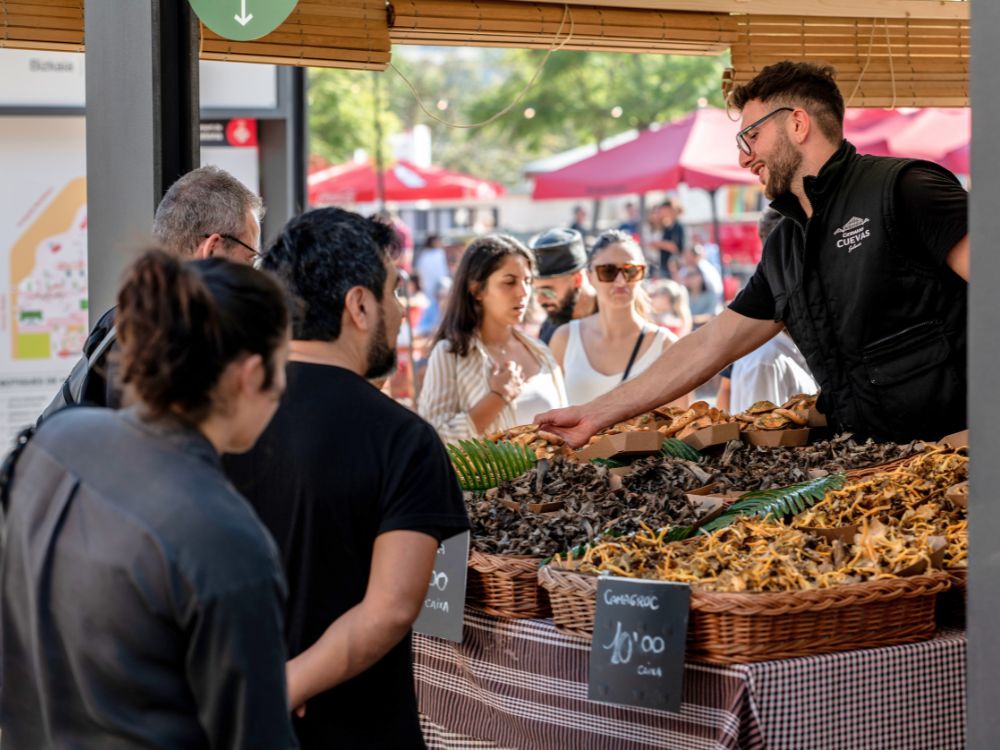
418;329;567;444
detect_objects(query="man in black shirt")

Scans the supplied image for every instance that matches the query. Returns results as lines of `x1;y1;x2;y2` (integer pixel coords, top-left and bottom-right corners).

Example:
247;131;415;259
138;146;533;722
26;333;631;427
536;61;968;446
224;208;469;749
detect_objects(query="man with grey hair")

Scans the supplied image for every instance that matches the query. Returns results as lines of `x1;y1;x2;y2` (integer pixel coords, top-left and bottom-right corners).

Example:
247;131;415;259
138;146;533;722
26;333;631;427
152;165;264;263
41;166;264;414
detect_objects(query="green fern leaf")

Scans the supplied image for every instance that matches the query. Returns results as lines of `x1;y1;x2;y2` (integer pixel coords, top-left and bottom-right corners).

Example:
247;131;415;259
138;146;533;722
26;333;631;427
447;438;536;491
446;445;475;487
697;473;846;535
661;438;701;462
664;525;695;542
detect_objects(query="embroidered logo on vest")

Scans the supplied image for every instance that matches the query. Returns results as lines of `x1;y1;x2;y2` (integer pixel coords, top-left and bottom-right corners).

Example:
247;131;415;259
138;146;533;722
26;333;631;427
833;216;871;252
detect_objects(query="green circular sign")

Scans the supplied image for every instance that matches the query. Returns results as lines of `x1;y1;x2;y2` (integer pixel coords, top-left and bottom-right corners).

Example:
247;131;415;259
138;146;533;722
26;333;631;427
189;0;299;41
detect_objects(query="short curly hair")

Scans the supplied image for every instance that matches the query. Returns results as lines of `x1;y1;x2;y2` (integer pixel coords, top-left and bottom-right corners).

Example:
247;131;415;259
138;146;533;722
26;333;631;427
260;208;397;342
728;61;845;144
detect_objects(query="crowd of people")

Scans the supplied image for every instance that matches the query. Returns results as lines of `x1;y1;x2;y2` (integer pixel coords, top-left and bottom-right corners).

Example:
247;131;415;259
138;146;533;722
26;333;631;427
0;59;968;749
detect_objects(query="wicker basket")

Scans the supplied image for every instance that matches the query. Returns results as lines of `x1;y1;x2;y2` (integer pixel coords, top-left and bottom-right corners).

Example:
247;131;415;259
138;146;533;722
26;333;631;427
466;549;551;619
538;563;950;662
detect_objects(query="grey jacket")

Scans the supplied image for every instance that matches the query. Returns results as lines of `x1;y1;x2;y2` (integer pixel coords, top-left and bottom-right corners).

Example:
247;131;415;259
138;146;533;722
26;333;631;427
0;407;297;749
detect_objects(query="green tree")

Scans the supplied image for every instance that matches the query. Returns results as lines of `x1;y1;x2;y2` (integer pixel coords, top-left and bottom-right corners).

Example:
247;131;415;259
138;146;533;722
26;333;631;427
308;67;401;165
307;48;728;185
465;50;728;154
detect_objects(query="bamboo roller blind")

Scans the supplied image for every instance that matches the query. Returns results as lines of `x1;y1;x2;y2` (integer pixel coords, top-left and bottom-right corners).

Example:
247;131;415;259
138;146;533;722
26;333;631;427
724;15;969;107
0;0;84;52
200;0;390;70
0;2;972;103
0;0;390;70
389;1;737;56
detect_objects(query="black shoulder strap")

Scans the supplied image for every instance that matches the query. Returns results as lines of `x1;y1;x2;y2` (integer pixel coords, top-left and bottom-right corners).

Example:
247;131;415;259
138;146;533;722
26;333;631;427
621;327;648;383
89;325;117;367
0;425;36;518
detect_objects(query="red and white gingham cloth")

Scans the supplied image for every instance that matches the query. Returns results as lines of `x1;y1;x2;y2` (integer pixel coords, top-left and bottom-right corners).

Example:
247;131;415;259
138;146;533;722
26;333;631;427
416;609;965;750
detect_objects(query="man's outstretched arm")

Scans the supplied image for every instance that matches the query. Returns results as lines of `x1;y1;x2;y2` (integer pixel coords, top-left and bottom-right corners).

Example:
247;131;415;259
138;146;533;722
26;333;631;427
536;309;784;447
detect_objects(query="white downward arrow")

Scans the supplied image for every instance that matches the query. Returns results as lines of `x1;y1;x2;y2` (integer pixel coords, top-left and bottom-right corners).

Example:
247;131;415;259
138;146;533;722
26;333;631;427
234;0;253;26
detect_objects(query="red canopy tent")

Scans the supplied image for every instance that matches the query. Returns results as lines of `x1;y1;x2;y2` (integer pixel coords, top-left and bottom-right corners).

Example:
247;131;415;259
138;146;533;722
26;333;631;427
850;108;970;166
309;160;504;205
941;143;970;175
532;108;757;200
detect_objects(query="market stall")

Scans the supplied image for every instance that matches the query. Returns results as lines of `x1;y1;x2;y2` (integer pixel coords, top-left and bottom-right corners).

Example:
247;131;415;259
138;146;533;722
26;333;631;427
416;399;969;748
415;618;965;750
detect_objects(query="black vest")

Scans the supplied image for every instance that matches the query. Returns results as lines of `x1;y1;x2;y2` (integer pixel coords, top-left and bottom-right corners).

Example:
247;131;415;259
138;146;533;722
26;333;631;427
762;141;967;442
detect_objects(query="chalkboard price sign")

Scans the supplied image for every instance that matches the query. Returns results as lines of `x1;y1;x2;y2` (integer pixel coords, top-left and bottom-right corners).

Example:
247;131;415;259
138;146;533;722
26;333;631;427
413;531;470;643
588;577;690;711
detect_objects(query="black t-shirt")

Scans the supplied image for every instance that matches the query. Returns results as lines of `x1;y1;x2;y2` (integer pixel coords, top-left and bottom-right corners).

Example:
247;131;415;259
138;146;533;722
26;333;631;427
730;164;968;321
224;363;468;749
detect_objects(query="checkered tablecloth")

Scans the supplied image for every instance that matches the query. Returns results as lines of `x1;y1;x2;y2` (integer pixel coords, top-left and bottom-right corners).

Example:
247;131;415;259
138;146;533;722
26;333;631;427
415;609;966;750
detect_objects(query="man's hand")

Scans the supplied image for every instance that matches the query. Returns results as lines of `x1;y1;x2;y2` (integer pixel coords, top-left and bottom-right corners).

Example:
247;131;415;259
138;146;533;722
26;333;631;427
535;405;603;448
537;310;783;449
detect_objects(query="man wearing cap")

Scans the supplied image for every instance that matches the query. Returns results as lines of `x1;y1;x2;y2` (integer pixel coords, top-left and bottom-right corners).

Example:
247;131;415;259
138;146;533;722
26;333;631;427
528;228;598;345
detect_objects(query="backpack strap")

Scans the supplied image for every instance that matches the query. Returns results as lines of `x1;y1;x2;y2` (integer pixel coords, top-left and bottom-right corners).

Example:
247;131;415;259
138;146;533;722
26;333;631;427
0;425;36;519
89;325;117;367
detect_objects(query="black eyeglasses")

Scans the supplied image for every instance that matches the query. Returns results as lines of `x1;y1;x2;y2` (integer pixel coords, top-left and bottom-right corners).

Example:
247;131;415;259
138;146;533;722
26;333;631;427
593;263;646;283
204;233;259;259
736;107;794;155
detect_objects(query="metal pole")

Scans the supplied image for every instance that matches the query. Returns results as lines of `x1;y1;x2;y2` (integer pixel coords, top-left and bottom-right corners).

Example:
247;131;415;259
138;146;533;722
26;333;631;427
707;187;724;281
967;1;1000;746
84;0;198;323
373;73;387;211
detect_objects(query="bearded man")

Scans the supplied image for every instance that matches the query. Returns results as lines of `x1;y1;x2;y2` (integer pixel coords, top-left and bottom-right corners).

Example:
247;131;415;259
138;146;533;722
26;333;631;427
223;207;468;749
537;60;968;444
528;228;598;344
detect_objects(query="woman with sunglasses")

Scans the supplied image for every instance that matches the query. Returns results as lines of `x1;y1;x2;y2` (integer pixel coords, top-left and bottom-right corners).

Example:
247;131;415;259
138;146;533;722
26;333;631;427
419;234;567;443
549;230;687;407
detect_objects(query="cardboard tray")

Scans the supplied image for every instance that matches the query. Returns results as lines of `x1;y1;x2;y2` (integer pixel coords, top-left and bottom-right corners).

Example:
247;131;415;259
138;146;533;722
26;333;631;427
576;430;662;462
939;429;968;449
743;427;811;447
679;421;741;451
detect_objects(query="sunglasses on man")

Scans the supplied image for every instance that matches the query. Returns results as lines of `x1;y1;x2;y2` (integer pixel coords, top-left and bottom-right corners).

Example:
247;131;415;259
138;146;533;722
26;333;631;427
736;106;794;156
592;263;646;283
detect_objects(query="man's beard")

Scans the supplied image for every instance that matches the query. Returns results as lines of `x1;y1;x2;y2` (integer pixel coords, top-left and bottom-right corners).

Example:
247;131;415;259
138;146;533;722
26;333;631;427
546;286;580;327
763;131;803;200
364;315;397;380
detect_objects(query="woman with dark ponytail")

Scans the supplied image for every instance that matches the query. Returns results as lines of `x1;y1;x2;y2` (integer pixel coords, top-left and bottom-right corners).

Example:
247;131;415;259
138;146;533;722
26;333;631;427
0;250;297;748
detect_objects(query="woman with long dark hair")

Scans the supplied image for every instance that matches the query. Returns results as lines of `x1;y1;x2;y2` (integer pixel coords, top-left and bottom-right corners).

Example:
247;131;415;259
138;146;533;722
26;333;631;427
0;250;297;748
418;234;566;443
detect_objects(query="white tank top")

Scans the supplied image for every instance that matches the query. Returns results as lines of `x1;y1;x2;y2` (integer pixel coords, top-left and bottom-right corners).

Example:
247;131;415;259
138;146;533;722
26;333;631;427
563;319;669;406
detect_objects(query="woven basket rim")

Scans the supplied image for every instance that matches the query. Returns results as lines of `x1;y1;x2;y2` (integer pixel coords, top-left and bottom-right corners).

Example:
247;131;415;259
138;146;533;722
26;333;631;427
539;560;950;614
469;548;543;573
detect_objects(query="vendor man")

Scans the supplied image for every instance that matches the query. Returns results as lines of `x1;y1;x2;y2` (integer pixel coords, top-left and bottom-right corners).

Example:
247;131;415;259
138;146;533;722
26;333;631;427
538;61;968;444
528;228;597;344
